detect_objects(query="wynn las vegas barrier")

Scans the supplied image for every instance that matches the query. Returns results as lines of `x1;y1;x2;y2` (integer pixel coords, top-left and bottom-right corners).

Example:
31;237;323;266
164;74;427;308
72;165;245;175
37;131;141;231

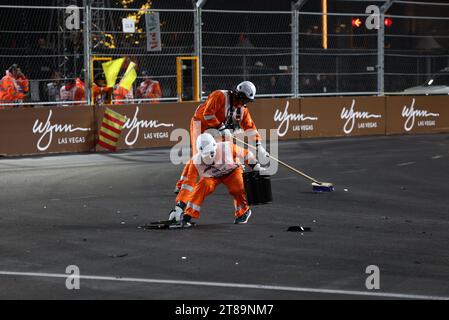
297;95;449;138
385;96;449;135
1;96;449;157
299;96;386;138
95;102;198;151
0;106;95;156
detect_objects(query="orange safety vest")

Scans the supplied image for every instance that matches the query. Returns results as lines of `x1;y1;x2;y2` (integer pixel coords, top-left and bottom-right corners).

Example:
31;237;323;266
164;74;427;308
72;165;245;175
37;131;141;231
93;84;112;106
193;90;260;140
16;75;29;94
60;84;85;105
190;141;255;178
137;80;162;103
113;86;133;104
76;78;84;89
0;73;26;104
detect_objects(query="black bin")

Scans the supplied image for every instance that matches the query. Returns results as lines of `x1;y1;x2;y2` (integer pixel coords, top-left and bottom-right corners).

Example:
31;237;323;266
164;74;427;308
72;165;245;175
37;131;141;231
243;171;273;206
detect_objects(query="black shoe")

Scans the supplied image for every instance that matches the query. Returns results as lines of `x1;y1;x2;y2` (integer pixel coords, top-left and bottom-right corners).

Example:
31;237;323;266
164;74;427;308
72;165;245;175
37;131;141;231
182;214;191;223
234;210;252;224
167;214;195;229
174;214;191;228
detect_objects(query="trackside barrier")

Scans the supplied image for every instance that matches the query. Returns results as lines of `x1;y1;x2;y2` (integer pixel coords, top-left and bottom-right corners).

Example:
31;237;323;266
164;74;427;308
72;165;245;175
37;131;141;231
386;96;449;135
0;106;95;156
1;96;448;157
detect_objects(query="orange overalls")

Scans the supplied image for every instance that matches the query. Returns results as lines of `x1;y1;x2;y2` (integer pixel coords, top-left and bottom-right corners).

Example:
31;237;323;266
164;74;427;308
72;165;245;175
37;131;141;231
113;85;133;104
175;90;260;191
137;79;162;103
179;141;256;219
75;78;84;89
16;74;29;95
60;83;85;105
92;84;112;105
0;73;26;106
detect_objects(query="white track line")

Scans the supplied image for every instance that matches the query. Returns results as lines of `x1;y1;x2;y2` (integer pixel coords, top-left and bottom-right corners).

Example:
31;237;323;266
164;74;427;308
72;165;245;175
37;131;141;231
340;169;368;174
0;271;448;300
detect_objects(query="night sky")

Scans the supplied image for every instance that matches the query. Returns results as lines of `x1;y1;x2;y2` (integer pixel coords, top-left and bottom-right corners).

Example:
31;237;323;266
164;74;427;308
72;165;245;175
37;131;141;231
2;0;448;15
0;0;340;12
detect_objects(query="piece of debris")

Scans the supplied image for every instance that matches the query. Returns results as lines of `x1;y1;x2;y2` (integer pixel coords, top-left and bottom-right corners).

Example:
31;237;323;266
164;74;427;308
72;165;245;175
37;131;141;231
108;253;128;258
138;220;196;230
181;256;187;260
344;188;348;192
287;226;312;232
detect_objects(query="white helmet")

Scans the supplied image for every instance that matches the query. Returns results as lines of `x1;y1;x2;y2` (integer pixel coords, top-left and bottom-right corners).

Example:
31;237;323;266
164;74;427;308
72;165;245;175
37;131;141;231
236;81;256;102
196;133;217;161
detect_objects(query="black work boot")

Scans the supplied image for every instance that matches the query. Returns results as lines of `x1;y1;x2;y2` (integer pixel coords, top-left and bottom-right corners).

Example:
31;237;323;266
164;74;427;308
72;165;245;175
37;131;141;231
181;214;193;228
234;209;252;224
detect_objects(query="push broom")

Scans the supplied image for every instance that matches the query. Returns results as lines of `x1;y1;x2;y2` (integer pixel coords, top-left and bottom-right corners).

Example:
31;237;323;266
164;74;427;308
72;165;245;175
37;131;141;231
232;136;334;192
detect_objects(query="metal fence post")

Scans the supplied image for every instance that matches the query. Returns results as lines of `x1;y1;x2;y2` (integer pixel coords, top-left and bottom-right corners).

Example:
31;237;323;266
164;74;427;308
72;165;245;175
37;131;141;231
291;4;299;98
83;0;92;105
194;0;206;101
377;12;385;96
378;0;395;95
292;0;307;98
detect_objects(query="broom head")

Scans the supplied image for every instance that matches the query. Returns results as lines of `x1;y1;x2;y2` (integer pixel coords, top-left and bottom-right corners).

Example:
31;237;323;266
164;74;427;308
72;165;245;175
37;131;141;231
312;182;334;192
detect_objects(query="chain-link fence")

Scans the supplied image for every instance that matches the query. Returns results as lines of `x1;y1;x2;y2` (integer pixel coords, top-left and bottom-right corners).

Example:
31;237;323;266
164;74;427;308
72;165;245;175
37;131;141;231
1;1;449;105
0;4;84;105
297;11;378;96
385;1;449;93
90;7;195;102
201;9;293;98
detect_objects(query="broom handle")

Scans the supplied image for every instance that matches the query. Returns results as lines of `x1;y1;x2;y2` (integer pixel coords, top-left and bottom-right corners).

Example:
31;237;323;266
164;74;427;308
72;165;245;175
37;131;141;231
232;136;320;184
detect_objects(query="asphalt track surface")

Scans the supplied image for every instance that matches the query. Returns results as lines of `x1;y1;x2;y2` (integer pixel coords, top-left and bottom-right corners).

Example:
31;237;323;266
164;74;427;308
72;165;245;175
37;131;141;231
1;134;449;300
